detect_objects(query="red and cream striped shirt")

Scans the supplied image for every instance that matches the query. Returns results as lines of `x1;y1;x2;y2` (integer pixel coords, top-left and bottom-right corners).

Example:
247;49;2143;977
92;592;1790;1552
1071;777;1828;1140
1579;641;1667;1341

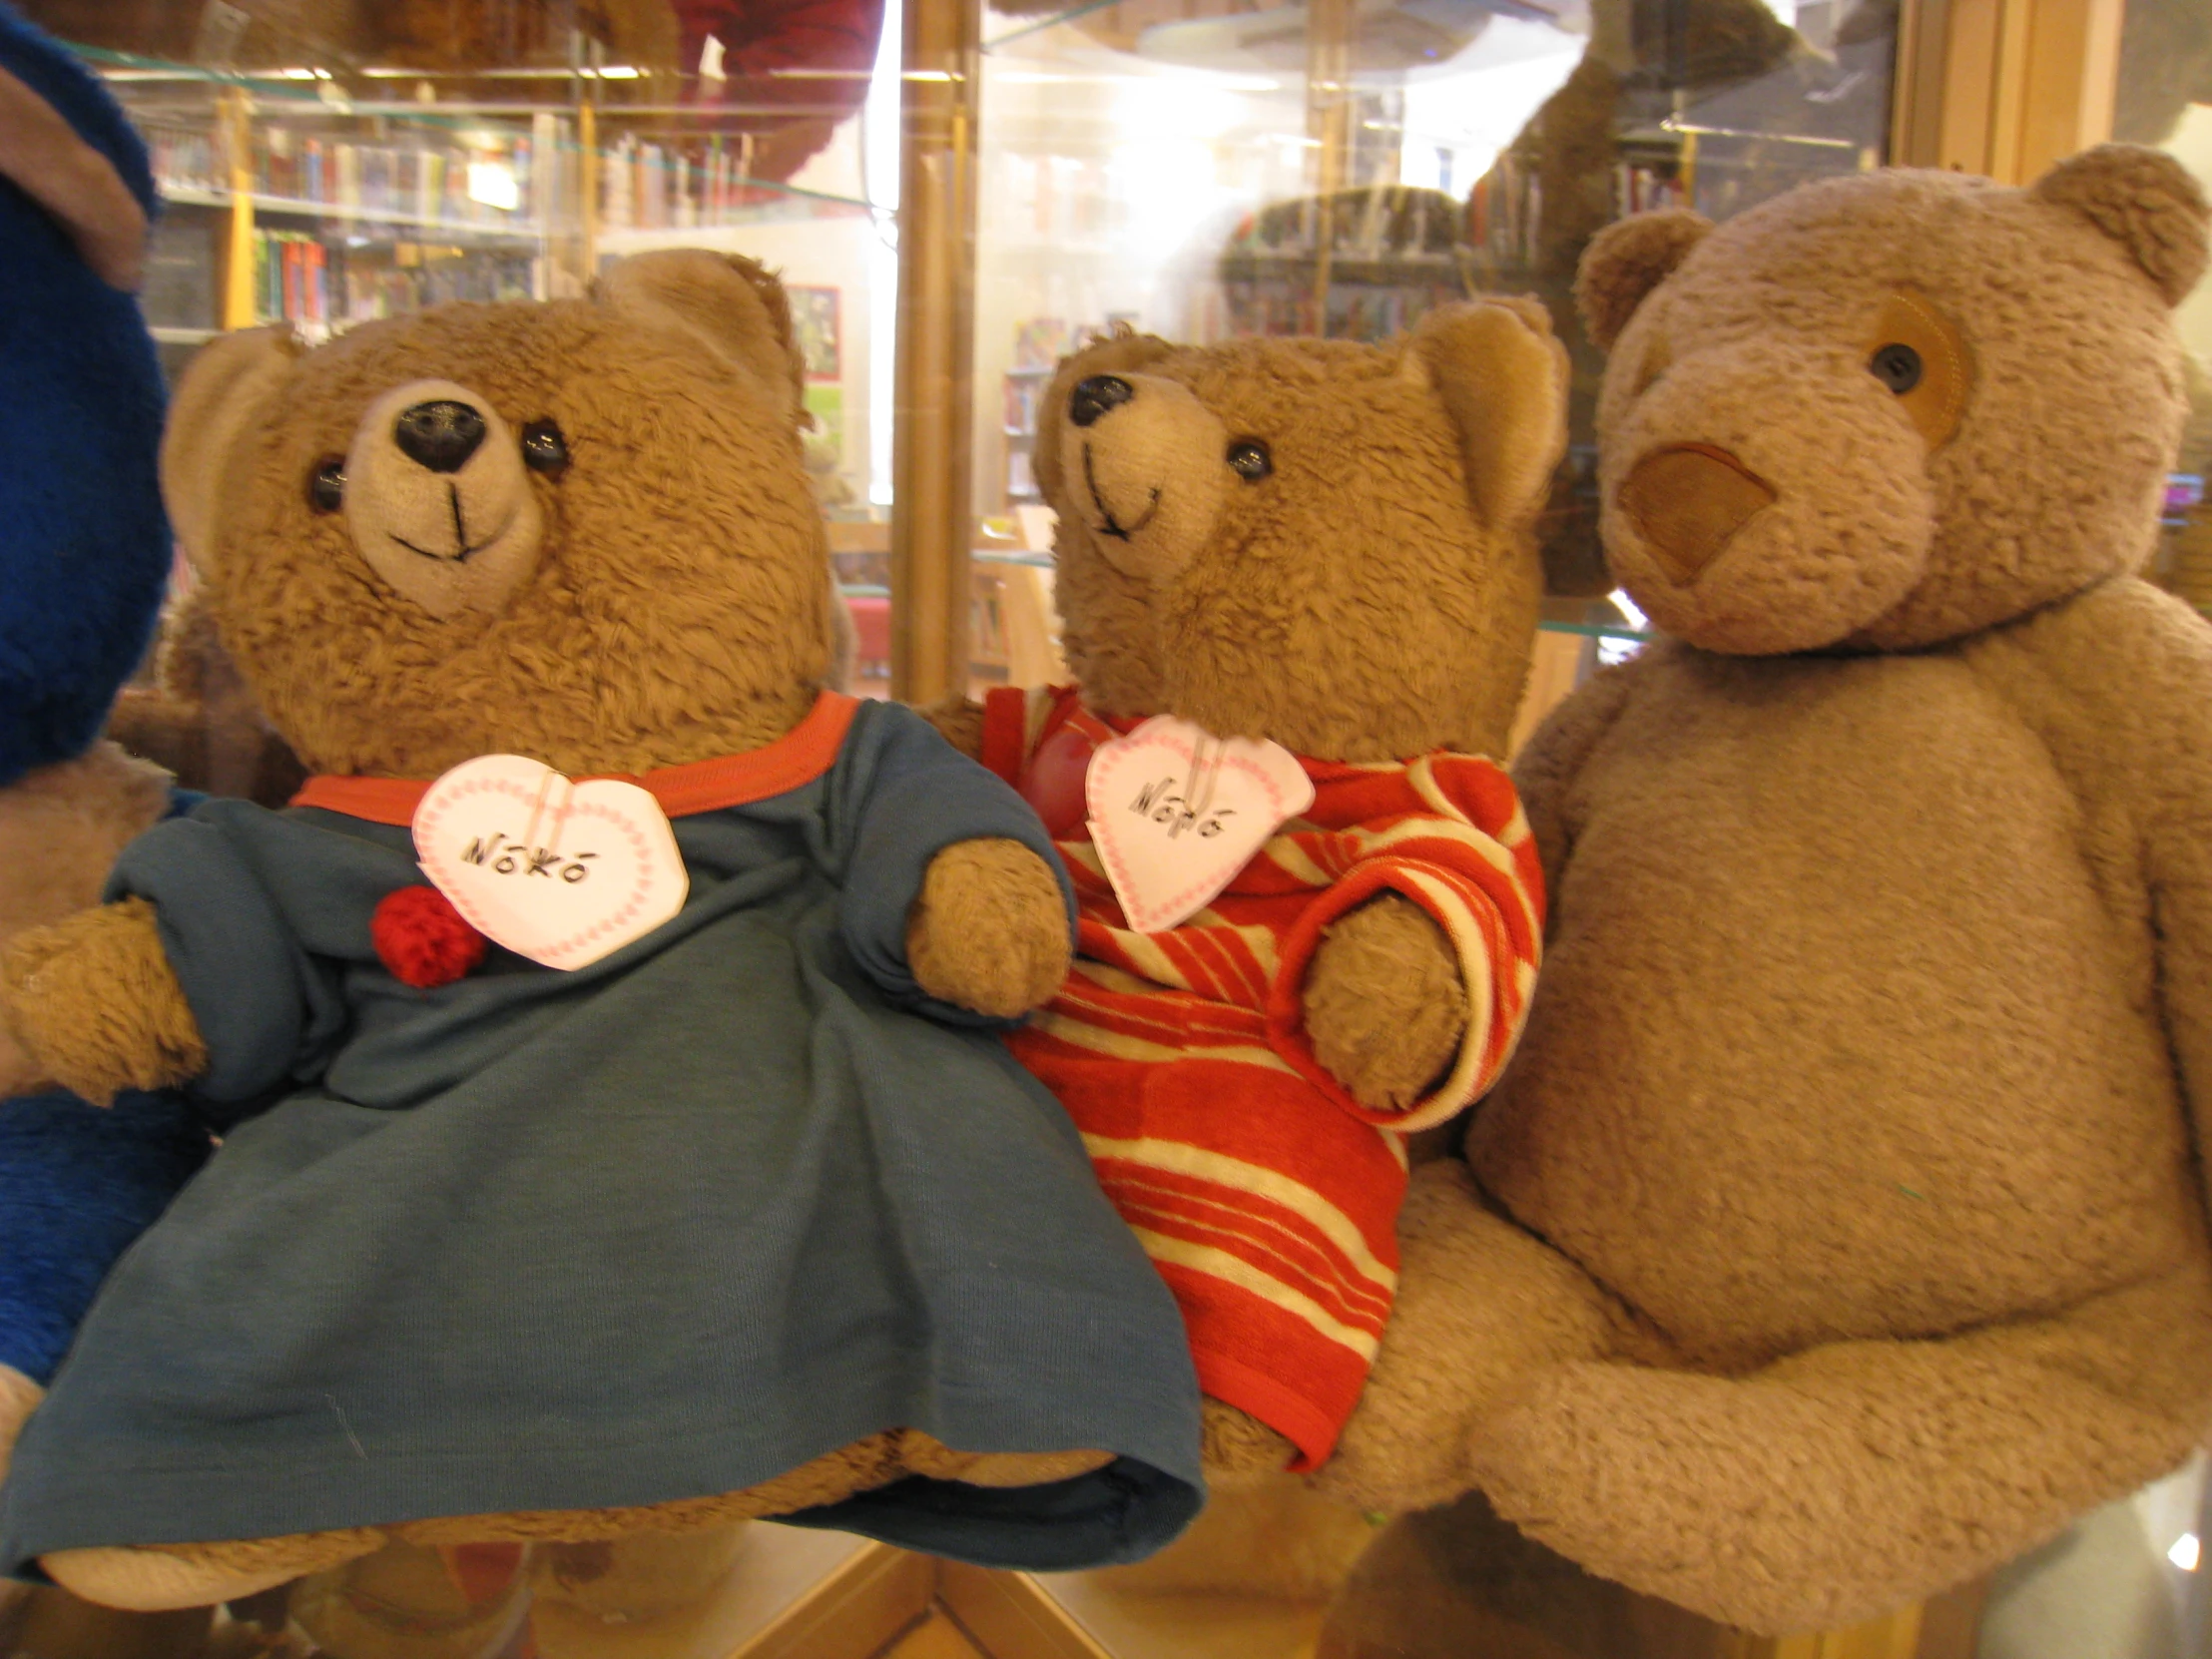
981;686;1544;1469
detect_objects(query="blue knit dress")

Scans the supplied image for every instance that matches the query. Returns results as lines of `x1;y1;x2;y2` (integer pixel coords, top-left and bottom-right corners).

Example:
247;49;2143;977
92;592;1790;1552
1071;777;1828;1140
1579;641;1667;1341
0;700;1203;1575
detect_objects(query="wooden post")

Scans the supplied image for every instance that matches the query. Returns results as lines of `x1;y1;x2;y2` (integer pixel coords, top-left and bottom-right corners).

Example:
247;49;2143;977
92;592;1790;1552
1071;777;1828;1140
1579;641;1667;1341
888;0;981;705
1305;0;1355;322
1890;0;2125;181
579;96;600;280
219;87;256;331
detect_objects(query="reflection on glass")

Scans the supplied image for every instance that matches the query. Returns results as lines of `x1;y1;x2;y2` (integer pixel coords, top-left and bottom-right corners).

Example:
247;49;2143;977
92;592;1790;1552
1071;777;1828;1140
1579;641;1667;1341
972;0;1895;665
35;0;900;729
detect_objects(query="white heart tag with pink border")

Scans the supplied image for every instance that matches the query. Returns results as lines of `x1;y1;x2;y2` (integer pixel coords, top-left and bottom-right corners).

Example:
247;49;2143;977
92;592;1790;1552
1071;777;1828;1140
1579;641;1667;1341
413;755;689;971
1085;716;1315;933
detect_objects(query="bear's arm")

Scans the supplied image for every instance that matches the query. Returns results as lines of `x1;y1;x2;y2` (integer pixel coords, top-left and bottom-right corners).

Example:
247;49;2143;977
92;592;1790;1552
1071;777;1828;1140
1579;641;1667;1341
1509;650;1647;903
834;702;1076;1024
0;898;206;1106
6;801;385;1120
1962;576;2212;1224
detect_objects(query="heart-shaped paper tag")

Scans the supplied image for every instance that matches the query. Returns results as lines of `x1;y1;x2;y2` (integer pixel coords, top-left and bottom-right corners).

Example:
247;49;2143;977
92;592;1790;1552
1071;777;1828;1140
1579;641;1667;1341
413;755;689;971
1085;716;1315;933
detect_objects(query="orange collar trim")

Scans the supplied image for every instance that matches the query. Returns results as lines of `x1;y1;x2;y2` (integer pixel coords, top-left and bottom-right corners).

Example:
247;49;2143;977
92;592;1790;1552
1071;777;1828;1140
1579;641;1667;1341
290;692;862;827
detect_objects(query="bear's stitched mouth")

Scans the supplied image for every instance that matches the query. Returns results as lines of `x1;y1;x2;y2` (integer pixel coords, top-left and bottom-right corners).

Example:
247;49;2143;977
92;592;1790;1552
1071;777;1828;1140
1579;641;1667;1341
389;484;509;563
1082;443;1160;541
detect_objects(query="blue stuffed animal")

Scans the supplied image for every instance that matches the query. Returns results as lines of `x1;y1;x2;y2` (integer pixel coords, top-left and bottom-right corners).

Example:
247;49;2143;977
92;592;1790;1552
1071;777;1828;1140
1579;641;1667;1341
0;1;212;1470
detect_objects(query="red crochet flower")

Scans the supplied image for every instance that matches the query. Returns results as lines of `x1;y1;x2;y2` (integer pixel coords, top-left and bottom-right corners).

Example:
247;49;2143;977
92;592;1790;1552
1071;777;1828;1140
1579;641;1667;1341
372;885;486;989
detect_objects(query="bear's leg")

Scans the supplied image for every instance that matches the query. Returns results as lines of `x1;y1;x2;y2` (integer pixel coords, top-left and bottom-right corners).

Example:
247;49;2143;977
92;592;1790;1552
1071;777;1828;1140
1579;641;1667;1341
44;1531;383;1612
1313;1159;1630;1515
42;1426;1108;1611
1201;1398;1297;1481
1468;1257;2212;1635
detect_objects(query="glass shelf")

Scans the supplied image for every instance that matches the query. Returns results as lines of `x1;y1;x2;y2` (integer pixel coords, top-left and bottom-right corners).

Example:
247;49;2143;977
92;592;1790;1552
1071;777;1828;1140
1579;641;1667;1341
982;0;1128;55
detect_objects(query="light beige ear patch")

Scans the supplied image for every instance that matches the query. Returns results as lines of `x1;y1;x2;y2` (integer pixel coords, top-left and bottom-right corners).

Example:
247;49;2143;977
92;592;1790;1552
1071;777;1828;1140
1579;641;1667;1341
1867;289;1970;450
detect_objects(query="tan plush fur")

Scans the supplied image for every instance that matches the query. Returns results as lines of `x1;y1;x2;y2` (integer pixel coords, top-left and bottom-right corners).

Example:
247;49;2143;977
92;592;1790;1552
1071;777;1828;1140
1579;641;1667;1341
1319;148;2212;1635
1090;1471;1379;1603
1033;306;1566;762
0;898;203;1105
0;747;170;1096
905;836;1073;1018
0;1364;42;1480
1;251;1076;1609
953;301;1572;1107
1302;895;1471;1114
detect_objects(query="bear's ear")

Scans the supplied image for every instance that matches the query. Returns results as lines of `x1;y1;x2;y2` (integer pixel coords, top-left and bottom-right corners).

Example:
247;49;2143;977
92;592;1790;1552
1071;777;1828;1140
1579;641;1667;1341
597;250;807;422
1407;297;1570;531
1033;325;1178;503
1574;209;1712;350
2033;144;2209;306
162;326;301;576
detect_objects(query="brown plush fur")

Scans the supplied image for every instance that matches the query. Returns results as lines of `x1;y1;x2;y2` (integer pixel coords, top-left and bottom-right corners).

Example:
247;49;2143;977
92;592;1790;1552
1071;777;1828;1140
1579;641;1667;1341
1035;300;1564;1126
1034;303;1565;762
1318;149;2212;1634
1091;1470;1379;1604
1;898;205;1105
1;251;1077;1610
932;301;1568;1484
905;836;1073;1018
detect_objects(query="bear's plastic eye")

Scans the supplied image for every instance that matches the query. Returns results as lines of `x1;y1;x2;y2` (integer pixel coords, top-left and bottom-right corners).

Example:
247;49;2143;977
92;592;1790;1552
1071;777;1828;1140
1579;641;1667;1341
1226;439;1273;482
1869;342;1923;395
308;457;345;513
521;419;570;476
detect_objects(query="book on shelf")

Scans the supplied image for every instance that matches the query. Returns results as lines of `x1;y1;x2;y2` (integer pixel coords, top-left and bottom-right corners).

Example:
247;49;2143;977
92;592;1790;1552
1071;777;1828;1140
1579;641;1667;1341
148;113;539;235
248;227;539;330
1613;160;1689;216
599;132;845;234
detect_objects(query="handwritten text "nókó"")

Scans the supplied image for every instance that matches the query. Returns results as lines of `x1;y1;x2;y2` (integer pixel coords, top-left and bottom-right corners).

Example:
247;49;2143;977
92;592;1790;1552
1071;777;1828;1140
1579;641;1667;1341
457;833;598;883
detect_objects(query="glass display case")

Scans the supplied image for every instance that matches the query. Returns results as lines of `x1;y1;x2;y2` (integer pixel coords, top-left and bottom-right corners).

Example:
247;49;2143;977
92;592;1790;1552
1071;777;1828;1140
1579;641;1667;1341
7;0;2208;1653
961;0;1894;723
2118;0;2212;621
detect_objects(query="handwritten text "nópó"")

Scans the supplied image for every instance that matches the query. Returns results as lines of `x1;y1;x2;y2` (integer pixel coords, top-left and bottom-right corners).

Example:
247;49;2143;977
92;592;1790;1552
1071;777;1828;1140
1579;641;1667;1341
1129;777;1237;839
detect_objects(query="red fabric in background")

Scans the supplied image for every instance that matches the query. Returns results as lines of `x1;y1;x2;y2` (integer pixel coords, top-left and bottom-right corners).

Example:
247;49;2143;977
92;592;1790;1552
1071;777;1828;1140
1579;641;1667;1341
671;0;882;114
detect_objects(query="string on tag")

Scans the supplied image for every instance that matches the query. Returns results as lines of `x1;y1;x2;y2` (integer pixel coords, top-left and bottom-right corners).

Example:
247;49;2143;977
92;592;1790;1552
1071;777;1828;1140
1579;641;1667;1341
1184;735;1227;833
519;769;572;858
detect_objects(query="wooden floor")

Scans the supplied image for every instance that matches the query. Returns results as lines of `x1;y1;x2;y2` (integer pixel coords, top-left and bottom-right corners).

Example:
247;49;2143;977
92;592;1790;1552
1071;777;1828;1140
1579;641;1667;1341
877;1608;991;1659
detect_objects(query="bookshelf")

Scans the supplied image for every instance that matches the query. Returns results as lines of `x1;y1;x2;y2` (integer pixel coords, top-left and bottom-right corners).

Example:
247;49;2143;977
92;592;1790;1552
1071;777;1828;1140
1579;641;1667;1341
96;72;575;355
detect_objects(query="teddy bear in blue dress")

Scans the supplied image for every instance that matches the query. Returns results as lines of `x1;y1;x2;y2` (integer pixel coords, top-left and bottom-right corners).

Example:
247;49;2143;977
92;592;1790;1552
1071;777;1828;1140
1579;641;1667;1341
0;242;1204;1609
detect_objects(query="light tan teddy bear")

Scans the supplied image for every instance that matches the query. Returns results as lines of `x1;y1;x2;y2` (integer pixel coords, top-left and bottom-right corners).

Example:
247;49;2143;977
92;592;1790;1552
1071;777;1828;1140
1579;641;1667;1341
1318;145;2212;1636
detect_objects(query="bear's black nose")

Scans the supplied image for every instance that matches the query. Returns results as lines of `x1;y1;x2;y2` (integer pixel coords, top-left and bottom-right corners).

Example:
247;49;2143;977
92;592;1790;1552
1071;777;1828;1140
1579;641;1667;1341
394;400;487;473
1070;376;1135;428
